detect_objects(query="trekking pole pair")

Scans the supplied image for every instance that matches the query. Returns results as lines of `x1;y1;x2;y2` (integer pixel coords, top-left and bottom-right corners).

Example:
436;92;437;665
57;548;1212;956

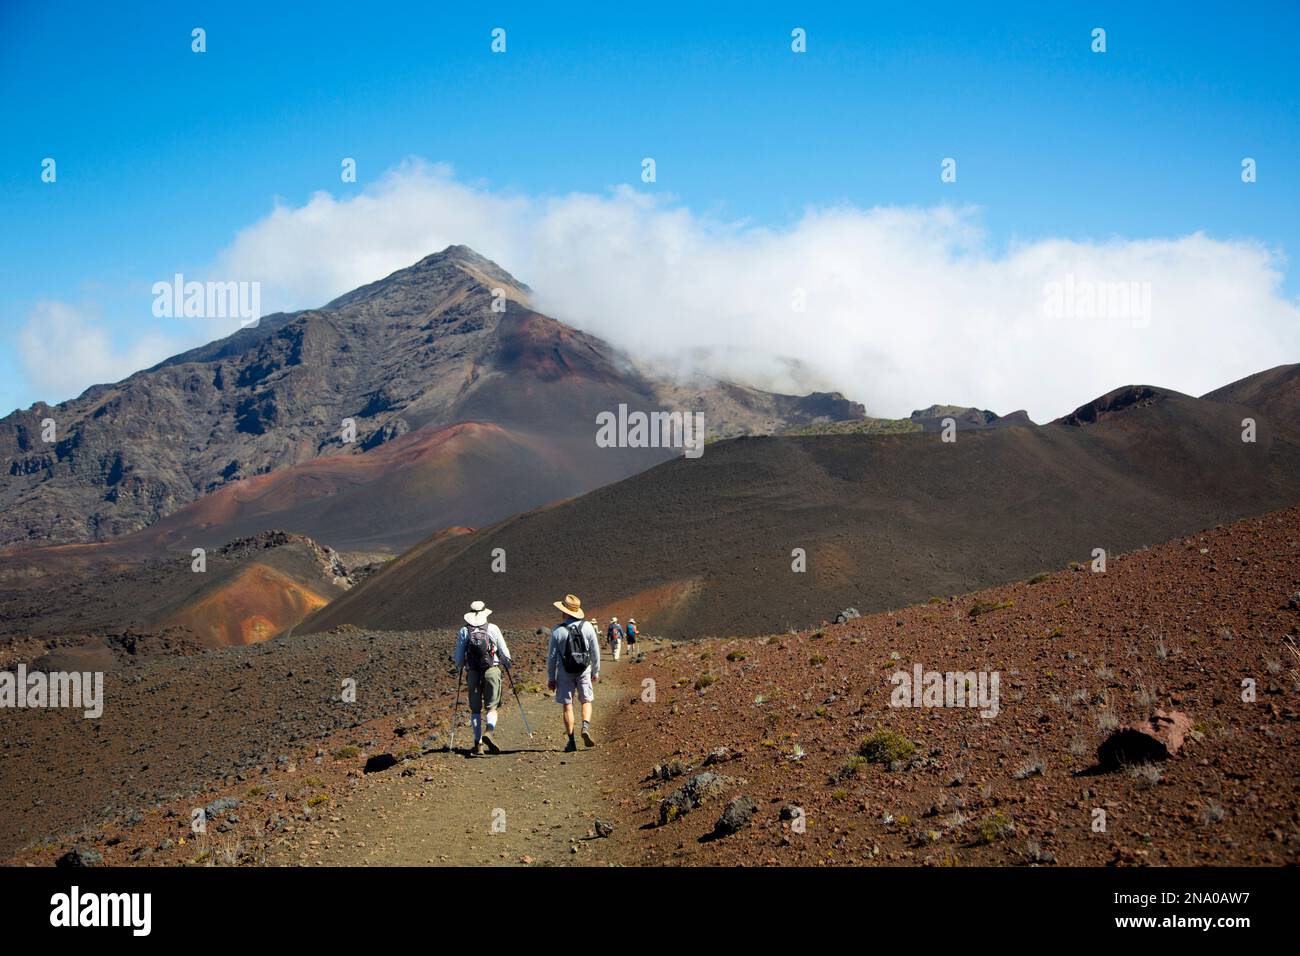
449;663;531;750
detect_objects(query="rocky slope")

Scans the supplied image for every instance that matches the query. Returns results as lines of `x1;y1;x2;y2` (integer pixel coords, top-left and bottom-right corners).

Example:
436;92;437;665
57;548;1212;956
302;368;1300;638
0;246;864;556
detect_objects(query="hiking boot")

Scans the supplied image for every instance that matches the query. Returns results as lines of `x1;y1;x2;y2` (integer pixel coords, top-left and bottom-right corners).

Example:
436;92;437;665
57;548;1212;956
470;741;482;756
481;732;500;755
582;728;596;748
563;735;578;753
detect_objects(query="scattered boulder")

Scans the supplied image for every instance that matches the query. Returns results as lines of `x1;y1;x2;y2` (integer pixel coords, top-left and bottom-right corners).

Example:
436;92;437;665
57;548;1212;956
55;846;103;867
659;772;733;825
593;819;614;838
833;607;861;624
201;796;240;820
1097;710;1192;769
702;747;732;766
714;796;757;837
652;759;689;781
363;753;399;774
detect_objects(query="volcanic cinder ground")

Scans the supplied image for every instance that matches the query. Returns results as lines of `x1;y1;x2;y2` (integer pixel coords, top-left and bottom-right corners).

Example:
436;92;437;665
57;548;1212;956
3;505;1296;867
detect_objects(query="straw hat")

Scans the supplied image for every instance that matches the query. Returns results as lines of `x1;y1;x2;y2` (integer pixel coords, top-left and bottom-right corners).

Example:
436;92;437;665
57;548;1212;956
553;593;585;619
464;600;492;627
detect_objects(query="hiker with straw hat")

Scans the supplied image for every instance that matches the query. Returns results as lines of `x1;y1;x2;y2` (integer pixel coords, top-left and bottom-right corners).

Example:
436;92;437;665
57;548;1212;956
547;593;601;752
453;600;512;756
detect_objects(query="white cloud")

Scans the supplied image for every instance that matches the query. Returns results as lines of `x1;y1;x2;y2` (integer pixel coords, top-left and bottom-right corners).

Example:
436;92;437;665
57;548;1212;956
214;159;1300;421
30;159;1300;421
18;301;183;402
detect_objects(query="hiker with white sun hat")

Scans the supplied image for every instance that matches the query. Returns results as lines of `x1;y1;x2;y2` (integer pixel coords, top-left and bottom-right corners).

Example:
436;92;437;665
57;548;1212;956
606;615;623;661
547;594;600;752
453;600;512;756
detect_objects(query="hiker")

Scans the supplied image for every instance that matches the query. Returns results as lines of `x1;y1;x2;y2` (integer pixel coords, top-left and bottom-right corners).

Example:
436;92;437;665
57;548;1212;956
453;600;512;756
625;617;639;656
589;617;603;657
607;616;624;661
547;594;600;752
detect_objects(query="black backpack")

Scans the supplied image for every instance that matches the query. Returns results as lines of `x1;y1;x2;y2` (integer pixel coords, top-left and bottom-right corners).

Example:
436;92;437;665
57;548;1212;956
465;624;494;670
560;622;590;674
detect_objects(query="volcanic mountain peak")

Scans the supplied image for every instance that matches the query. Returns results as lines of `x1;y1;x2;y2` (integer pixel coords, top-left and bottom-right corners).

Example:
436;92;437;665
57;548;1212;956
323;244;531;318
0;246;866;552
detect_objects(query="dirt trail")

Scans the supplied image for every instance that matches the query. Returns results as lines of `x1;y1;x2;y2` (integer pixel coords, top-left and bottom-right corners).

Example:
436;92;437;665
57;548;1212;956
265;658;644;866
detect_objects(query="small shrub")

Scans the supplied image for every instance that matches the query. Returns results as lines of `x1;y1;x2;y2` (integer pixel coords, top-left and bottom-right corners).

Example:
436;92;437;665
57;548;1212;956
838;755;867;779
976;812;1015;845
1028;572;1050;585
331;745;361;760
694;674;716;691
969;599;1014;617
1012;760;1045;780
858;730;915;765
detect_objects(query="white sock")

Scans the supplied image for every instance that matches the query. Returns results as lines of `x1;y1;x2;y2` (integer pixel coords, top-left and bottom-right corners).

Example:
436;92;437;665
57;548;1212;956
471;713;482;740
486;710;497;731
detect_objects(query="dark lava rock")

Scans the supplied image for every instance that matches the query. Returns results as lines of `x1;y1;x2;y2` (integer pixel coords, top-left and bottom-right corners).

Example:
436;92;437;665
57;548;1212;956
363;752;399;774
55;846;103;867
714;796;758;836
659;772;733;825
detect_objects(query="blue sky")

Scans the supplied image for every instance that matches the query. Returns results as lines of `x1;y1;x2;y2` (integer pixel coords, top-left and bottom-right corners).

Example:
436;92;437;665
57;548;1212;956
1;0;1298;418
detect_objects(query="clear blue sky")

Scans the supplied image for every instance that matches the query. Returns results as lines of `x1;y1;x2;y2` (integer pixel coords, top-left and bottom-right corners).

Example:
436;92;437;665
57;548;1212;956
2;0;1297;414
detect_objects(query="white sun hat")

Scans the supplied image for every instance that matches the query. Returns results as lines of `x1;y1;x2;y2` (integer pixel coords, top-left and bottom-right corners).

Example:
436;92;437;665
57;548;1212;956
464;600;492;627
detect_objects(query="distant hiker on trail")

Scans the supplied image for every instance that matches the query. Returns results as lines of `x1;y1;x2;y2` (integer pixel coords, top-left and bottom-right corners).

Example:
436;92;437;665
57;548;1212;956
589;617;603;657
548;594;600;752
625;617;639;655
453;600;512;756
607;617;624;661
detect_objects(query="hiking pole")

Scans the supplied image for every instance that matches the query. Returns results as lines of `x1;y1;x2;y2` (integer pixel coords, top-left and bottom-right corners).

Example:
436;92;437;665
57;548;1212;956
447;665;464;752
503;665;533;739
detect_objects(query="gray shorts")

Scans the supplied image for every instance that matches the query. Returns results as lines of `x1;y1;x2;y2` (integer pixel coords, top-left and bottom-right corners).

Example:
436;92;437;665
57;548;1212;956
467;666;502;713
554;668;594;705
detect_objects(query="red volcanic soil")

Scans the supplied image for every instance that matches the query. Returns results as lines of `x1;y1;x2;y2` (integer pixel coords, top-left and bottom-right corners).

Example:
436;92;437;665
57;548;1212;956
123;421;566;558
0;532;352;654
2;506;1296;867
163;562;332;646
606;506;1300;866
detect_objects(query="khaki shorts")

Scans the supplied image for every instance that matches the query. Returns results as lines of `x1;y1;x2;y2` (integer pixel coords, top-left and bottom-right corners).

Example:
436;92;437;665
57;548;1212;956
467;666;502;713
554;669;594;705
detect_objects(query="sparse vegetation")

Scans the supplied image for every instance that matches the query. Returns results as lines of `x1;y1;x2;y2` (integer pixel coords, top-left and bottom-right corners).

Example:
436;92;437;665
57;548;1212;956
975;812;1015;845
969;599;1014;617
694;673;716;691
1028;571;1050;585
1012;760;1045;780
838;755;868;779
1129;763;1163;787
331;745;361;760
858;730;915;765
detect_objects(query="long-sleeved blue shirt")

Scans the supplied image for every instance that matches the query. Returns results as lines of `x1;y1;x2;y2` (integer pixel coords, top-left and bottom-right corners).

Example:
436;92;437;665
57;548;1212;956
547;619;600;682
